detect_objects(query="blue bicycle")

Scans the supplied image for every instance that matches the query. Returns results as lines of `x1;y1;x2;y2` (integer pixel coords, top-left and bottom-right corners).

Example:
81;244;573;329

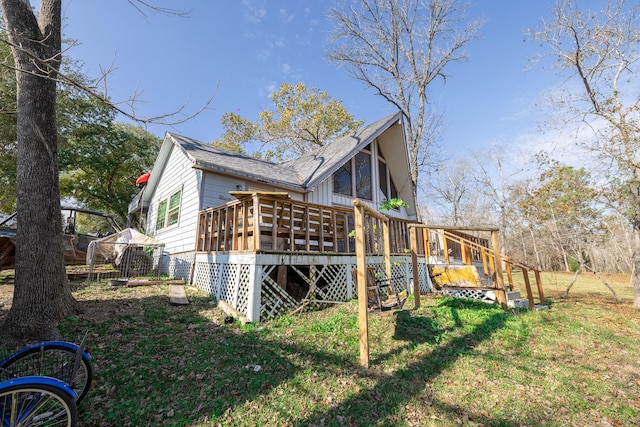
0;341;92;404
0;338;93;426
0;375;78;426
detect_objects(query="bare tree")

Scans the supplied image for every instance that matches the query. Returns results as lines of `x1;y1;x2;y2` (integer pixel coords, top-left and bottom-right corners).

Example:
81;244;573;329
0;0;211;338
530;0;640;307
424;158;486;226
468;144;525;254
327;0;482;199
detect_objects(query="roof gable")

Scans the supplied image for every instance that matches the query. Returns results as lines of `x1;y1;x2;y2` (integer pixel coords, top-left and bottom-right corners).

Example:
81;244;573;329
280;111;406;189
143;111;410;202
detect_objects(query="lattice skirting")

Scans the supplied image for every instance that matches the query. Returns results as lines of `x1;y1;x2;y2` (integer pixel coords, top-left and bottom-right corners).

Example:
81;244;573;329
437;288;496;303
162;251;195;281
191;252;434;322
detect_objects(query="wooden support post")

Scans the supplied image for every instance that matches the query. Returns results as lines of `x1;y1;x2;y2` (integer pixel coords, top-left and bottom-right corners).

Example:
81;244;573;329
423;228;430;259
382;219;391;281
410;226;421;308
353;202;369;368
277;264;287;290
443;235;450;264
506;263;514;291
491;230;506;307
252;195;260;251
289;202;295;251
271;199;278;251
331;210;338;250
481;248;489;276
232;204;239;251
534;269;545;306
304;206;310;251
522;268;535;310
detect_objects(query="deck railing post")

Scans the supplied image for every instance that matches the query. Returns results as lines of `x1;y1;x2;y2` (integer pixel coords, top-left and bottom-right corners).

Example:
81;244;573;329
409;225;421;308
353;201;369;368
491;230;507;307
252;194;260;251
534;269;545;306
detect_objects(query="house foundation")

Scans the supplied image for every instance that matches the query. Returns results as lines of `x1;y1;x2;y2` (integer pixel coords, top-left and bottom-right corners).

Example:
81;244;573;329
188;252;432;322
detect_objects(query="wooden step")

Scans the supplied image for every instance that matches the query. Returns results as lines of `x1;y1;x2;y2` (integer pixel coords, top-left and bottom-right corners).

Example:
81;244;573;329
169;284;190;305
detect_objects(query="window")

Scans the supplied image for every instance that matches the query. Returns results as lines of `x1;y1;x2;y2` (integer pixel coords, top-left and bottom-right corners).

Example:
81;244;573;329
332;150;373;200
333;160;352;196
379;159;388;199
355;152;372;199
155;189;182;231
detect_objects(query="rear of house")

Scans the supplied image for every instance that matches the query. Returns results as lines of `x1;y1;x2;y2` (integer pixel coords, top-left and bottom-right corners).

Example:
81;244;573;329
129;112;431;320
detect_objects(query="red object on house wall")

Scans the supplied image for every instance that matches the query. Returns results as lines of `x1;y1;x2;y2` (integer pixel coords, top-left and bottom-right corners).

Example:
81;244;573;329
136;172;150;187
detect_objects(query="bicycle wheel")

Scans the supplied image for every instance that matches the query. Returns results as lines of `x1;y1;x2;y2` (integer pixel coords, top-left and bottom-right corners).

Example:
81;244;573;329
0;381;78;426
0;343;93;405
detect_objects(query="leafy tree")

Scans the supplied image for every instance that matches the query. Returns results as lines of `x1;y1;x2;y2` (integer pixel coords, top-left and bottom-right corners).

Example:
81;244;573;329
511;157;601;273
59;115;161;223
0;0;193;338
213;82;363;161
0;34;141;216
327;0;482;201
0;35;18;213
530;0;640;307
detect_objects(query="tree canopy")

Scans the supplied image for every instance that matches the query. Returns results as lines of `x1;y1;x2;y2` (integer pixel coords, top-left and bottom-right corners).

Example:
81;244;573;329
213;82;363;161
531;0;640;307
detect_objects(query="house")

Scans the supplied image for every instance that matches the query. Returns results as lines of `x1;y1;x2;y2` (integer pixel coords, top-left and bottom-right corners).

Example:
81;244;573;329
129;112;434;321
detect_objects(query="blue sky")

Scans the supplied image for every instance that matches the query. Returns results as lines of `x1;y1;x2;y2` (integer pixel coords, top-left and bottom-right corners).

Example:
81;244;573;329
62;0;579;161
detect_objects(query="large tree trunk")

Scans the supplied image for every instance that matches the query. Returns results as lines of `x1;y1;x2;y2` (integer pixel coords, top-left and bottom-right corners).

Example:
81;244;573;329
1;0;76;339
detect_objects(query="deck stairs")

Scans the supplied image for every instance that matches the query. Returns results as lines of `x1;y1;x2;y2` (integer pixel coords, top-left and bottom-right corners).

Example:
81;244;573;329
431;257;548;310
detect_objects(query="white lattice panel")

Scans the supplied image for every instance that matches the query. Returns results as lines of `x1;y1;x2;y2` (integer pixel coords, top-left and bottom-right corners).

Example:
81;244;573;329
439;288;495;303
218;264;235;303
235;264;251;314
260;265;299;320
167;251;195;281
192;252;434;322
193;262;219;295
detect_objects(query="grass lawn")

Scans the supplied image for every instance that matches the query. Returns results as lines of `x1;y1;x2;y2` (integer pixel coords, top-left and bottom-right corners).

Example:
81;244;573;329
1;271;639;426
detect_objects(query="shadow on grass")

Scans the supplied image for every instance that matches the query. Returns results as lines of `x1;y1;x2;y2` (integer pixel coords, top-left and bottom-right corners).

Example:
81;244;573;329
58;288;362;426
292;298;542;427
57;287;550;426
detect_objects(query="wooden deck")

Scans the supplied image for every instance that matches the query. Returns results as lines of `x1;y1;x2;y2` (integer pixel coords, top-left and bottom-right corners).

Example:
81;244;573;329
196;192;419;255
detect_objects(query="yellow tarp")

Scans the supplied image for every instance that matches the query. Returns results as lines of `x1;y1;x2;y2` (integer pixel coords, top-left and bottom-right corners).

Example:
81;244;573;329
428;265;482;289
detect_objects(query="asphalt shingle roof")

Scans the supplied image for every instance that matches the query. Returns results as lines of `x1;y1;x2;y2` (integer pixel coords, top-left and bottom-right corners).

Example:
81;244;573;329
166;111;403;191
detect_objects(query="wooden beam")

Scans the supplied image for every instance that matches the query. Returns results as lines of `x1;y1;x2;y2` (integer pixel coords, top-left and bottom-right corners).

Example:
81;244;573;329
353;201;369;369
491;230;506;307
410;226;421;308
169;284;190;305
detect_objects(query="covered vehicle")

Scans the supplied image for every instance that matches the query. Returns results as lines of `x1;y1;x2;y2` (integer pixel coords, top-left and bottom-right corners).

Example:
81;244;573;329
0;206;155;276
86;228;162;277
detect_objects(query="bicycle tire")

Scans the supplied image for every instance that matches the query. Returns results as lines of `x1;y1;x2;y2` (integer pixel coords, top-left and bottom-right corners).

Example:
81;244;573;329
0;379;78;426
0;343;93;405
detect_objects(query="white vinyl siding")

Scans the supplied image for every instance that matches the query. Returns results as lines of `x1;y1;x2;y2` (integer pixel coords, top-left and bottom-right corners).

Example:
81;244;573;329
148;145;201;254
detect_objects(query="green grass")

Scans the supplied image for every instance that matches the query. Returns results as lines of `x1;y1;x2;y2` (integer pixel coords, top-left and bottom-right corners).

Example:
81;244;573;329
1;271;639;426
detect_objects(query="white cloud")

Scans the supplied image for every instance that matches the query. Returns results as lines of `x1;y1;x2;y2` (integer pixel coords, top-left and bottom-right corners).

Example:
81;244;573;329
241;0;267;23
279;8;295;23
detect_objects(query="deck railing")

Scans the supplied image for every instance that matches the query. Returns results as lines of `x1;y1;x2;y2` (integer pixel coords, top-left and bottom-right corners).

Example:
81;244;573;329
413;225;545;309
196;192;421;255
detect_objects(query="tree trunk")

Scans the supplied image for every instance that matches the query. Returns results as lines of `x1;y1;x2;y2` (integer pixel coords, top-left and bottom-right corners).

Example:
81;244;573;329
1;0;76;339
562;265;581;299
634;228;640;308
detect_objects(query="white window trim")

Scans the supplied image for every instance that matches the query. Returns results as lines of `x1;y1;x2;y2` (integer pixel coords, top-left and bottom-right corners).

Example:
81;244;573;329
155;187;183;232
